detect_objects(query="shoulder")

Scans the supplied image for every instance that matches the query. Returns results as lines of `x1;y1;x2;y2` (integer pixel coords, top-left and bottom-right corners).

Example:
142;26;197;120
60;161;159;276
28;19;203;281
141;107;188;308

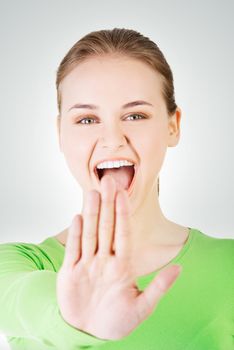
0;239;58;271
197;230;234;250
191;229;234;269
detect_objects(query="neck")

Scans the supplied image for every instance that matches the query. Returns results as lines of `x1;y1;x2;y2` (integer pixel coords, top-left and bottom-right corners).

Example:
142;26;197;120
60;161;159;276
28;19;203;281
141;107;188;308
55;182;188;253
115;182;175;253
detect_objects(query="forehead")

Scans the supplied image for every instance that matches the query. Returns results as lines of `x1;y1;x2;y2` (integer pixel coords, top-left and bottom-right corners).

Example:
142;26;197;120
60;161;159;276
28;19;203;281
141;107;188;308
59;56;165;112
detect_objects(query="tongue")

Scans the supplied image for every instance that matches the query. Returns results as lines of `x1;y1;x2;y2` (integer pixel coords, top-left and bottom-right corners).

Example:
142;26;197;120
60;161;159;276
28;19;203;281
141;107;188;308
102;166;134;191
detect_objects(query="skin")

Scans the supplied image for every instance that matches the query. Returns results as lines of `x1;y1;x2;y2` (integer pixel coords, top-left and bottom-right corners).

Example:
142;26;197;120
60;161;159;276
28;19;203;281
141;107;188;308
55;55;189;276
56;175;183;339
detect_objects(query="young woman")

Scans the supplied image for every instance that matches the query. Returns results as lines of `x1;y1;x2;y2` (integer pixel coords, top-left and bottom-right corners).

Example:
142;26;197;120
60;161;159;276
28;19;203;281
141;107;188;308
0;28;233;350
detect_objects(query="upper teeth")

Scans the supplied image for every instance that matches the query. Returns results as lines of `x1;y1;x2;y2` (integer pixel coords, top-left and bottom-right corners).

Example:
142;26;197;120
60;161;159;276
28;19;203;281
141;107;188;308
96;160;134;169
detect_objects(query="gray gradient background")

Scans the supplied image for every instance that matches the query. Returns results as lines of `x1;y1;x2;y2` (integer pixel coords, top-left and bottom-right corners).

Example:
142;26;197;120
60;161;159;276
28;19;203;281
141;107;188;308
0;0;234;347
0;1;233;242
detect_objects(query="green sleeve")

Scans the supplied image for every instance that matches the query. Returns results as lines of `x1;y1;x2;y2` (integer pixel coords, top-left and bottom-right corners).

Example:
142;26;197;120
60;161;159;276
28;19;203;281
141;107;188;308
0;242;109;349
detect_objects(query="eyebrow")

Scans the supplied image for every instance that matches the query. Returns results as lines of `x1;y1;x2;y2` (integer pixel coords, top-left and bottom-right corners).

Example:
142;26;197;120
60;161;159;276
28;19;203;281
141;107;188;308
68;100;154;111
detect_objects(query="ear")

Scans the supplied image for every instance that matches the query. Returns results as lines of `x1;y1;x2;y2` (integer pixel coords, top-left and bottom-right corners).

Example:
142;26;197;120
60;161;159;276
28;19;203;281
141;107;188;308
167;107;182;147
57;115;62;152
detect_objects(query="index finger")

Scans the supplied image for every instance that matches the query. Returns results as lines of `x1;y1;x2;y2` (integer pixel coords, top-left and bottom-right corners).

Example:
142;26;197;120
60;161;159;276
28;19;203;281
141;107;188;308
114;189;132;259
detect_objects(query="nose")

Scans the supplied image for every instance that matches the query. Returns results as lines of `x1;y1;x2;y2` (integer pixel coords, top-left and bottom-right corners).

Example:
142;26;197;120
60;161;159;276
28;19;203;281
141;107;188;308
99;123;128;150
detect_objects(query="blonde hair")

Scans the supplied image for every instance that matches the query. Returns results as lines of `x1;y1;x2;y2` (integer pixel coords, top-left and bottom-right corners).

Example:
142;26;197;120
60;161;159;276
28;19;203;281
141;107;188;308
56;28;178;196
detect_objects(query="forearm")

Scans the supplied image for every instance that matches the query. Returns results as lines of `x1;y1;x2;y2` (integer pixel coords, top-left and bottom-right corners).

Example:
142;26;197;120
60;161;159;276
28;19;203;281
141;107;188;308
0;243;108;349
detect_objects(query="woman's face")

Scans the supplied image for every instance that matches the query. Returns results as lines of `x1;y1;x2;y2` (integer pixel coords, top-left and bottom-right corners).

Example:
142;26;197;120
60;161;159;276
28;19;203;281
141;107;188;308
57;55;181;204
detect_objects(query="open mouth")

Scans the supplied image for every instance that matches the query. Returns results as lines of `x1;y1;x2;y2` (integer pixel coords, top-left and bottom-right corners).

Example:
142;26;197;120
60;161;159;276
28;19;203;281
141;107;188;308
94;164;137;193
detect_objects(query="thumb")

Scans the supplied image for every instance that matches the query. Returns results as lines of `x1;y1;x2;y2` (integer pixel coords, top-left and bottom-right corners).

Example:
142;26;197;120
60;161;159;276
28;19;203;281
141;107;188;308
135;264;182;322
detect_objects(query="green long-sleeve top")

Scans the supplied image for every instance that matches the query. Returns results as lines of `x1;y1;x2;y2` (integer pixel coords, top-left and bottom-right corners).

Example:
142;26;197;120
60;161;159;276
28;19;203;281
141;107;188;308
0;227;234;350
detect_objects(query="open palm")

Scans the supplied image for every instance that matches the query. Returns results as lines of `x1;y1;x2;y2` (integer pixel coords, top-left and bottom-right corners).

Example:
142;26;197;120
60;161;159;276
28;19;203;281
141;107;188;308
56;175;182;340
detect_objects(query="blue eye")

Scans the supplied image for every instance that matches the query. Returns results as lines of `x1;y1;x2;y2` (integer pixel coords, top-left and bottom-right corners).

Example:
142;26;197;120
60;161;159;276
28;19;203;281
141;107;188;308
78;117;96;125
125;114;146;121
76;113;146;125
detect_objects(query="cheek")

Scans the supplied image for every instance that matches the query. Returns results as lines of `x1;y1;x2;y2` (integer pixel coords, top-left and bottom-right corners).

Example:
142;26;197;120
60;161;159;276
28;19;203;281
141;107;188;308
60;128;93;185
142;127;167;155
140;127;167;173
61;123;92;156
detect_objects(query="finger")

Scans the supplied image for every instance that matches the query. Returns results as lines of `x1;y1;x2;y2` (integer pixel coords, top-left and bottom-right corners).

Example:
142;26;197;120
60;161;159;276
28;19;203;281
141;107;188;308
81;190;100;261
97;175;117;258
135;265;182;321
62;214;82;269
115;189;132;260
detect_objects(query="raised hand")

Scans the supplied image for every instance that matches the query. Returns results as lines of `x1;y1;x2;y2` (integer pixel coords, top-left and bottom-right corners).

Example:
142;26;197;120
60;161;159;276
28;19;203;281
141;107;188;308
56;175;182;341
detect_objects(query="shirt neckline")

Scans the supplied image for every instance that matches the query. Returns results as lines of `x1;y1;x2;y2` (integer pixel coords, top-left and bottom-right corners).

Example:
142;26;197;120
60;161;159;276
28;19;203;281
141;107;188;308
44;227;196;279
135;227;196;280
